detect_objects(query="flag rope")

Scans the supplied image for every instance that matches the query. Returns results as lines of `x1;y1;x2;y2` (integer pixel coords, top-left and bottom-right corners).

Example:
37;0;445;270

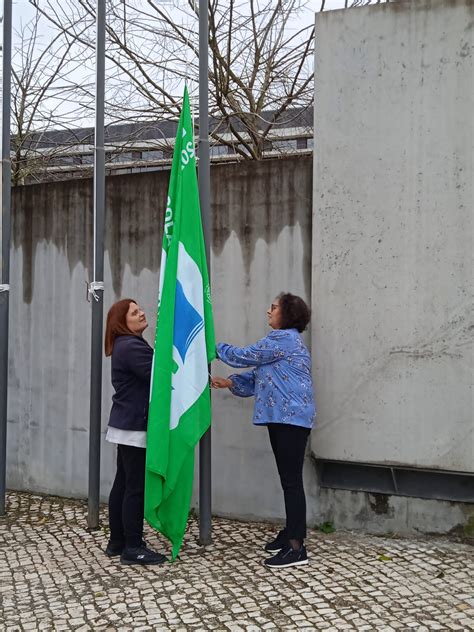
87;281;104;302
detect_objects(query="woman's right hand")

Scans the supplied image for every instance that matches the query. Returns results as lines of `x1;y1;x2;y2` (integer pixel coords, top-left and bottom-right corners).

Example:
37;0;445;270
210;376;233;389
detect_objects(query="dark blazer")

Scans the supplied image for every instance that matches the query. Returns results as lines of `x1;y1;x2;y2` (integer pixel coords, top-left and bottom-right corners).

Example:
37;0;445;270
108;334;153;432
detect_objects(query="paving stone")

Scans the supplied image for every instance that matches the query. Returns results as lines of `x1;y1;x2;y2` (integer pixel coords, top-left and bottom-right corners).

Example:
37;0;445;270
0;491;473;630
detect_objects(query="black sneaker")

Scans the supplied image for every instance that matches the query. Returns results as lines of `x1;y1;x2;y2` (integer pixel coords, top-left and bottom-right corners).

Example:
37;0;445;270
105;538;148;558
105;541;124;557
264;544;308;569
120;545;167;566
264;529;289;554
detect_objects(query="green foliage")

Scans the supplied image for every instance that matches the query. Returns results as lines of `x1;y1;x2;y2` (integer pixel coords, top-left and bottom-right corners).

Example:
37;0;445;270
317;521;336;534
463;516;474;538
377;554;393;562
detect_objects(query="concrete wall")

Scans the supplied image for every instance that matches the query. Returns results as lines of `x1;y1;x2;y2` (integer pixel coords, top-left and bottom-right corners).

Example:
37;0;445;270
312;0;473;472
8;173;166;498
211;160;316;521
5;0;473;537
7;157;318;523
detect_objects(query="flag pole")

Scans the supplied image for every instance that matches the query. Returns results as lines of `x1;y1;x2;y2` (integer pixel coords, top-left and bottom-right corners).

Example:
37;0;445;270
0;0;13;516
87;0;106;529
198;0;212;545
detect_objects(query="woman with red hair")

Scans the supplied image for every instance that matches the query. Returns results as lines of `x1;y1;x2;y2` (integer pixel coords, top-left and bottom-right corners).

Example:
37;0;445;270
104;298;166;566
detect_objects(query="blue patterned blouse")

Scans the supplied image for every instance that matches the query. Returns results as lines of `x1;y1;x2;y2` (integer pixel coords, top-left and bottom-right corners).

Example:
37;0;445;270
216;328;316;429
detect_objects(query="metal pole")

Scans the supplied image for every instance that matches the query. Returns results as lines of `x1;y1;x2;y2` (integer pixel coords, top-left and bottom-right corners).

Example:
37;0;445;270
87;0;106;530
0;0;12;516
198;0;212;546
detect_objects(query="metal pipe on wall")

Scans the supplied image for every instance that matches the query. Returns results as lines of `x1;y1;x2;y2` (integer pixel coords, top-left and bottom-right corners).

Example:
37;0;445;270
87;0;106;530
0;0;13;516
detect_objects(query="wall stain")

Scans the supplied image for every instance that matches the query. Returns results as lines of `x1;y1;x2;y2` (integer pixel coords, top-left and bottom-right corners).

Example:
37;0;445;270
12;179;93;303
369;493;392;516
105;171;167;297
212;156;313;298
12;156;313;302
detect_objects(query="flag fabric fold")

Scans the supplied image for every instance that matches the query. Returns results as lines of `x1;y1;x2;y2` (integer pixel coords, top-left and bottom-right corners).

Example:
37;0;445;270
145;86;215;559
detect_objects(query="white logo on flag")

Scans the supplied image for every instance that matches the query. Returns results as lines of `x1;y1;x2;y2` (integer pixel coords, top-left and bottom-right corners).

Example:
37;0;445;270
170;243;207;430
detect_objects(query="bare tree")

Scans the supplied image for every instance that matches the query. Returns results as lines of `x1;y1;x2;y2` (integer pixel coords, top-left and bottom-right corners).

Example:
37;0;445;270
30;0;315;160
10;8;92;184
17;0;389;174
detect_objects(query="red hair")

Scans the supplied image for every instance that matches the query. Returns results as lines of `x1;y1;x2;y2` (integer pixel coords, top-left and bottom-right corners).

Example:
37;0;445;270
104;298;137;357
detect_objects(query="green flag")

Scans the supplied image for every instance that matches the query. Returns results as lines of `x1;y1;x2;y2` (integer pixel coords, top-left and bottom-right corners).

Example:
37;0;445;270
145;87;215;559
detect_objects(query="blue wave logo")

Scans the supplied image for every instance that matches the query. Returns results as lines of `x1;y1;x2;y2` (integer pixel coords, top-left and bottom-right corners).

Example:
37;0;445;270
173;280;204;363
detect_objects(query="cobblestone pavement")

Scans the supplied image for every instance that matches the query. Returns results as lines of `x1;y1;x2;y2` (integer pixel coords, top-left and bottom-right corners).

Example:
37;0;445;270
0;492;473;631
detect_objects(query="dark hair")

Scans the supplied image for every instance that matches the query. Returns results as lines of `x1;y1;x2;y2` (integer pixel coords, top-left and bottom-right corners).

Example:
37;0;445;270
277;293;311;332
104;298;137;357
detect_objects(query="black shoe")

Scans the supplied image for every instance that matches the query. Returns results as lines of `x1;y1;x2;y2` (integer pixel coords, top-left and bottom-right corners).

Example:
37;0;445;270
264;544;308;569
105;538;147;558
120;545;168;566
264;529;289;554
105;541;124;557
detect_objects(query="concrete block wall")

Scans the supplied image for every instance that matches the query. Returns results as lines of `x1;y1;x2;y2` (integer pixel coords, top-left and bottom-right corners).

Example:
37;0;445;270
7;157;317;525
312;0;473;473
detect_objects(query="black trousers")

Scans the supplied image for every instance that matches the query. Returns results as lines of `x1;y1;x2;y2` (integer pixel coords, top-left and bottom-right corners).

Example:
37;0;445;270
108;444;146;549
267;423;310;543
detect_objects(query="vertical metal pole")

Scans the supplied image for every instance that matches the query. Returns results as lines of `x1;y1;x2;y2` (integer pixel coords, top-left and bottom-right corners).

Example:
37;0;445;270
88;0;106;529
198;0;212;545
0;0;12;516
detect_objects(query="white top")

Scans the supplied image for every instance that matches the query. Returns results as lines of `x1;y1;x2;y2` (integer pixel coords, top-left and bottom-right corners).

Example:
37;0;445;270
105;426;147;449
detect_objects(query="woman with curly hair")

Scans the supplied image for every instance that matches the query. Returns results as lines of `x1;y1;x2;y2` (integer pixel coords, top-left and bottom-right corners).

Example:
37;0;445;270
212;293;316;569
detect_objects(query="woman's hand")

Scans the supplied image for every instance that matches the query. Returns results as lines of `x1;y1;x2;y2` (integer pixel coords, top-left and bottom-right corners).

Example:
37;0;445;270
210;376;233;389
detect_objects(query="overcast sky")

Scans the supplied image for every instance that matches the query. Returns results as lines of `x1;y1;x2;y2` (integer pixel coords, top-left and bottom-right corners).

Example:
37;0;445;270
1;1;384;131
